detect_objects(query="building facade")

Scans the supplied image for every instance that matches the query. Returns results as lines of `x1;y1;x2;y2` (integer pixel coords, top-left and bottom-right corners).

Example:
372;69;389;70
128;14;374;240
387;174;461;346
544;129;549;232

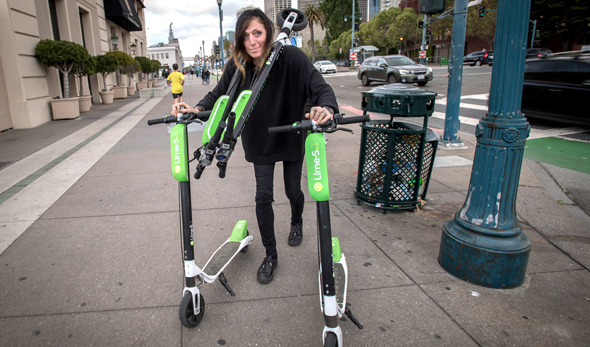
147;25;183;75
264;0;291;25
0;0;148;131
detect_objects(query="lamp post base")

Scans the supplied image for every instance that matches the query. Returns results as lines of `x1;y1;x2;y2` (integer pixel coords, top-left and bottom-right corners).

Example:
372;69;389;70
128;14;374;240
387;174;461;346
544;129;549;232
438;217;531;289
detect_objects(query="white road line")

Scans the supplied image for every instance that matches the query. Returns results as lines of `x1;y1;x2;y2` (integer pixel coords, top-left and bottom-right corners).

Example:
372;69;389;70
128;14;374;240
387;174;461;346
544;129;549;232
436;98;489;111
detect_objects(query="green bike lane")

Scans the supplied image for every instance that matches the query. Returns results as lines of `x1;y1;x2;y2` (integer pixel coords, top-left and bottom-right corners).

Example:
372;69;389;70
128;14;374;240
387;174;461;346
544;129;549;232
524;136;590;175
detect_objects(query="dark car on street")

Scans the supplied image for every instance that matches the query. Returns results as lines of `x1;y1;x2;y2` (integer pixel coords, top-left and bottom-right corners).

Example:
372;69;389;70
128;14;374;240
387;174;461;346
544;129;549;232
357;55;433;86
521;54;590;125
526;48;552;59
463;51;492;66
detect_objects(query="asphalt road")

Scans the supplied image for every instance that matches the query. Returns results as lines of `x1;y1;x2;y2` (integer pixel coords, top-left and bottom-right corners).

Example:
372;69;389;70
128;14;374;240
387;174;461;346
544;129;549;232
324;65;590;143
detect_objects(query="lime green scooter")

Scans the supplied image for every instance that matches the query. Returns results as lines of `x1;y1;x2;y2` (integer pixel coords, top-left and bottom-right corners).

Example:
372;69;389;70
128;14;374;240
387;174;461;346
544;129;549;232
147;111;252;328
269;113;369;346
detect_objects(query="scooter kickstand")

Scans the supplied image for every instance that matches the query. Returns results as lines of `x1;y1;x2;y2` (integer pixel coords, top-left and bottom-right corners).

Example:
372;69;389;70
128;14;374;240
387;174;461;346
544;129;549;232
218;272;235;296
345;307;364;329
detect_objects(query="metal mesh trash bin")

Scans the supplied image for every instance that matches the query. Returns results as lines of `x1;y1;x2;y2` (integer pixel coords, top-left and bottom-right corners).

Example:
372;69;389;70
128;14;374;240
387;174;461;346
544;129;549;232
354;85;438;211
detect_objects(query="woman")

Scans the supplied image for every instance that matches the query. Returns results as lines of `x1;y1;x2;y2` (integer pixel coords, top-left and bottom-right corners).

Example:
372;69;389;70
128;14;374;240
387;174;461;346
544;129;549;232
172;9;338;285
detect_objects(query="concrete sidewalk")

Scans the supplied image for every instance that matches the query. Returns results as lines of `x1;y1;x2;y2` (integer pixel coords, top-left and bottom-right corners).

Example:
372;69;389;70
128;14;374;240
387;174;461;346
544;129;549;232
0;78;589;346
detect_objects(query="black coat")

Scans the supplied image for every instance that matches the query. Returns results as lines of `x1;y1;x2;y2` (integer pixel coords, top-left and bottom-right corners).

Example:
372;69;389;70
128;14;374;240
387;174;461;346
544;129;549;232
197;46;338;164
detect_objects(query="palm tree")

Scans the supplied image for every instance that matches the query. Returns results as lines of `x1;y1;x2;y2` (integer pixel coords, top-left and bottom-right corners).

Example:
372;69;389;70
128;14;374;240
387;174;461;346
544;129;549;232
304;3;325;63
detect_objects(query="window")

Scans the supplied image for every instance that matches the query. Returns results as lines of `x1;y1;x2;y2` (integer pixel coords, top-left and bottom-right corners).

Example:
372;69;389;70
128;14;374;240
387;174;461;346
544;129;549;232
157;54;160;59
48;0;60;40
166;53;169;59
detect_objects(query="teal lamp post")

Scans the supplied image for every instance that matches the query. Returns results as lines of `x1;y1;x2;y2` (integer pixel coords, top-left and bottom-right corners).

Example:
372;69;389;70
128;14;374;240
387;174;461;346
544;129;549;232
438;0;532;289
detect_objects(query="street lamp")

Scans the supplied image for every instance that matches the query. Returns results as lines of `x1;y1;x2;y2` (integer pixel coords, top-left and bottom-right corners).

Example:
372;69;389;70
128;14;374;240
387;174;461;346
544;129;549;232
130;42;136;55
217;0;225;70
202;40;205;71
344;0;361;69
110;34;118;50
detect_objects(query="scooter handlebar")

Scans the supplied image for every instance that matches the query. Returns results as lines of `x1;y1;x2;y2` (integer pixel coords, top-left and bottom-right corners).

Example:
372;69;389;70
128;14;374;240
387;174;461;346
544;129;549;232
337;114;371;125
147;115;177;125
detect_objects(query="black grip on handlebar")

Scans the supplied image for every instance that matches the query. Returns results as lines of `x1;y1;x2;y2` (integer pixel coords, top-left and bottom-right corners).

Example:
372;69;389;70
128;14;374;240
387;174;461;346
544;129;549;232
196;110;212;120
338;115;371;125
147;116;176;125
268;124;296;134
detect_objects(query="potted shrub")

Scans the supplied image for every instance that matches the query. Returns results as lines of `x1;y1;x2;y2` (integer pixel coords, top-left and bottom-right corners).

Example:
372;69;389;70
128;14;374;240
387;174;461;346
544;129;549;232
34;39;87;119
71;51;96;112
134;56;151;90
94;54;118;104
122;60;140;96
106;50;133;99
150;59;161;87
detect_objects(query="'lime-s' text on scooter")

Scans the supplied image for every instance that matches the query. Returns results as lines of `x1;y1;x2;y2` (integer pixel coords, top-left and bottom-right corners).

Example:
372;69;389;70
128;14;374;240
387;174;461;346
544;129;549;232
269;114;368;346
147;111;252;328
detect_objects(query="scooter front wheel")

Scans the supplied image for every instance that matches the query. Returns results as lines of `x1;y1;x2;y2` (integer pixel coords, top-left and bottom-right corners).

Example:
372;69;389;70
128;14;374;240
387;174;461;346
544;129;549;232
324;332;338;347
179;292;205;328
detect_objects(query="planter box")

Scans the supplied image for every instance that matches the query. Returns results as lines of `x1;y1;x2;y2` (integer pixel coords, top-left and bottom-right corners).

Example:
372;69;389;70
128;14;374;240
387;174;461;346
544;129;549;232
127;85;136;96
50;97;80;120
112;86;128;99
136;81;147;90
99;90;114;104
146;80;153;88
152;79;159;87
79;95;92;112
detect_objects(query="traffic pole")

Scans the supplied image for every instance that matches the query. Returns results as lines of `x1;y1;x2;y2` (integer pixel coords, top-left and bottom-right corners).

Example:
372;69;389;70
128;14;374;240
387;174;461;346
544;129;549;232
439;0;468;149
438;0;532;289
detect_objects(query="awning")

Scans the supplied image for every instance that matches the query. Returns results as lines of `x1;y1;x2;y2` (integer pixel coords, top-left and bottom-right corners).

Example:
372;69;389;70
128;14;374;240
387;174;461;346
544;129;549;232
104;0;142;32
354;45;379;53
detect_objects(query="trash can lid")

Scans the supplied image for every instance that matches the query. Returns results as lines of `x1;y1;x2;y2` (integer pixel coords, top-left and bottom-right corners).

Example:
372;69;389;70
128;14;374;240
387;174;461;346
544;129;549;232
361;84;437;98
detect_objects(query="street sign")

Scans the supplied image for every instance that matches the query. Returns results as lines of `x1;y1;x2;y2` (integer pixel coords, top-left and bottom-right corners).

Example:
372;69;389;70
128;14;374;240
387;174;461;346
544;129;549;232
419;51;427;58
350;52;357;60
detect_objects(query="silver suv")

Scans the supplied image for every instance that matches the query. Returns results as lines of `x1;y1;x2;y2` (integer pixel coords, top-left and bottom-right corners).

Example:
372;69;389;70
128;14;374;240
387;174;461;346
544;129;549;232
357;55;433;86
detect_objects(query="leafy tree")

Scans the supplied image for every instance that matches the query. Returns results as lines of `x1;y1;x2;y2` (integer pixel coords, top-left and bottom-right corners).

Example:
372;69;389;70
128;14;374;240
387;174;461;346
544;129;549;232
396;8;422;53
304;3;326;62
363;7;402;55
530;0;590;51
319;0;359;44
150;59;162;79
34;39;88;98
466;0;498;50
94;54;118;90
134;56;152;81
71;52;96;97
106;50;133;85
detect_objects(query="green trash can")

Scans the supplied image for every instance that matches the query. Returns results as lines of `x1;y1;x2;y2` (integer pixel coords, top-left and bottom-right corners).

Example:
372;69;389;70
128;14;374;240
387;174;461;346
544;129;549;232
354;85;438;211
441;58;449;65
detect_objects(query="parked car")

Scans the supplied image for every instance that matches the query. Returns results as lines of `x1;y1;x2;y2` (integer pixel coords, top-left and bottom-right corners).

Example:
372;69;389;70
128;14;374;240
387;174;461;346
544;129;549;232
521;54;590;125
486;52;493;66
526;48;552;59
357;55;433;86
463;51;492;66
314;60;337;74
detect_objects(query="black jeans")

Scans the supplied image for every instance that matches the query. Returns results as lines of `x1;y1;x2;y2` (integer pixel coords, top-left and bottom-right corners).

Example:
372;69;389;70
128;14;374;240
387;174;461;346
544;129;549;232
254;158;305;260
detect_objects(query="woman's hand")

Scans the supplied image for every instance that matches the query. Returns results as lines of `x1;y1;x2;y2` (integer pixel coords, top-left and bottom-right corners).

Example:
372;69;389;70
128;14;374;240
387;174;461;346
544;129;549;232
171;102;193;116
305;106;334;125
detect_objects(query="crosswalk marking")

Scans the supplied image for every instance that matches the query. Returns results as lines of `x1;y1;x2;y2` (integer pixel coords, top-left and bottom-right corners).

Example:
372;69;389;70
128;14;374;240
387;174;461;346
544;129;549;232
436;98;489;111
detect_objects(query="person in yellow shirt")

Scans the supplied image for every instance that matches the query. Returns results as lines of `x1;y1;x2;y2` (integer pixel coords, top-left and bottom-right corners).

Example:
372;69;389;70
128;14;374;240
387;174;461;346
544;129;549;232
166;63;185;104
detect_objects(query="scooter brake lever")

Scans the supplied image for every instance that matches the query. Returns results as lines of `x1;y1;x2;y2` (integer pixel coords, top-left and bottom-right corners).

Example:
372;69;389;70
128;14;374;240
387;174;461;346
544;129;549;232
336;127;354;134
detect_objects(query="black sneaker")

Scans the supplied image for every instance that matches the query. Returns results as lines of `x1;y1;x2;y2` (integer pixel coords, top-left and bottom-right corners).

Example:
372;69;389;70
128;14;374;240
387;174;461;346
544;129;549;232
288;223;303;247
257;256;278;284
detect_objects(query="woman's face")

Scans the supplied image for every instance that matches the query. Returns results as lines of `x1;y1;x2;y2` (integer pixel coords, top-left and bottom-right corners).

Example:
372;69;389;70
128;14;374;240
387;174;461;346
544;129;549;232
243;18;267;63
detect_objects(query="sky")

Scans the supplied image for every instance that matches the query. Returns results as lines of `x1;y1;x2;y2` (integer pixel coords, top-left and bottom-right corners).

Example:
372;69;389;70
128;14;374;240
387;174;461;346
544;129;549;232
145;0;272;62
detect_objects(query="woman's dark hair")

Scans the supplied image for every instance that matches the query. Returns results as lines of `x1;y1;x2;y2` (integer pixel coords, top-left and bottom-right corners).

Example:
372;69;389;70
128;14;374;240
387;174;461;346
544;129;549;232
231;8;274;82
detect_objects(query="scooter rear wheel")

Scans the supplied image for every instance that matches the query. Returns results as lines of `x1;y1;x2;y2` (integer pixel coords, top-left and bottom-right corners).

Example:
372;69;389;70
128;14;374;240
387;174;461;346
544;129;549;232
179;292;205;328
324;332;338;347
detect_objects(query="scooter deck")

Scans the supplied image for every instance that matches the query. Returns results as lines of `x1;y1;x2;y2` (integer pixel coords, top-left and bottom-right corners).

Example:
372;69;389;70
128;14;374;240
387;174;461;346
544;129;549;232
334;261;346;307
202;241;242;276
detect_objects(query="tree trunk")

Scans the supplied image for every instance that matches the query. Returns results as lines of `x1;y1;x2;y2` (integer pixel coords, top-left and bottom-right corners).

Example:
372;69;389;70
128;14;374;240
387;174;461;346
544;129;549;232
311;23;316;62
